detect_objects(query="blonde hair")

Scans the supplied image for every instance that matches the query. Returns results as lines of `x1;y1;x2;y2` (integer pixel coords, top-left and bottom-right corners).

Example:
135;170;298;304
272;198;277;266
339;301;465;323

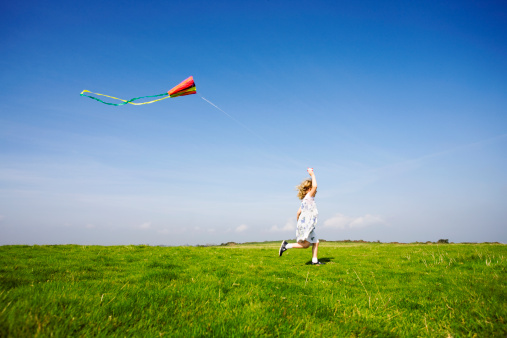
296;179;315;200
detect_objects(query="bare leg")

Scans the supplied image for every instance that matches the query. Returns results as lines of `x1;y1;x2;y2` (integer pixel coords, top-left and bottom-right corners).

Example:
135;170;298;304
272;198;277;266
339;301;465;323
312;242;319;258
291;241;310;249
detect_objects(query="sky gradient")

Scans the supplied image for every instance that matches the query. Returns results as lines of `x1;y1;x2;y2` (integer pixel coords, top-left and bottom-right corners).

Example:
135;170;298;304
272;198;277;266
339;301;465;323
1;0;506;245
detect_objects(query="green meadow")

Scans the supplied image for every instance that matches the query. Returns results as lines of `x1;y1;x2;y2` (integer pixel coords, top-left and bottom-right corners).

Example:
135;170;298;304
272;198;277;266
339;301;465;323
0;242;506;337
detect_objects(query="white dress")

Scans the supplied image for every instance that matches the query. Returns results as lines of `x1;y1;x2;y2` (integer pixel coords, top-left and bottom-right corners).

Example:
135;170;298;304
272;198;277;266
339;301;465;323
296;193;319;243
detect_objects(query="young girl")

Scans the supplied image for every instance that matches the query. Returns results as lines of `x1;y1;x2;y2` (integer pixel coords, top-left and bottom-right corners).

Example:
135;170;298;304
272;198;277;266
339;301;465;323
279;168;322;265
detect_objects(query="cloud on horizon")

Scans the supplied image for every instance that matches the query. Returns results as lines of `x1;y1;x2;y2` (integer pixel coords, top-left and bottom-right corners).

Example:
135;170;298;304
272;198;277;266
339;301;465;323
268;218;295;232
235;224;248;232
139;222;152;230
323;214;386;230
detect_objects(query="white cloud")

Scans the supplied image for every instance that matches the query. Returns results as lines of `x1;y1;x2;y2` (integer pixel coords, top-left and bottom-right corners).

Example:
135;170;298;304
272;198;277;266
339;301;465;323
324;213;385;229
350;215;385;228
85;223;96;229
323;214;352;229
140;222;152;230
268;218;295;232
158;229;170;235
235;224;248;232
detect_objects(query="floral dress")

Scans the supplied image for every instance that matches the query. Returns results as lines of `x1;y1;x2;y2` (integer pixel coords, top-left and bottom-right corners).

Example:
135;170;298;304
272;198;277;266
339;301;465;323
296;193;319;243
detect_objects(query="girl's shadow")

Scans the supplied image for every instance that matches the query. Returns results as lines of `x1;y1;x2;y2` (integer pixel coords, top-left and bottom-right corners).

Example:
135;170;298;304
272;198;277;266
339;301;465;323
305;257;333;265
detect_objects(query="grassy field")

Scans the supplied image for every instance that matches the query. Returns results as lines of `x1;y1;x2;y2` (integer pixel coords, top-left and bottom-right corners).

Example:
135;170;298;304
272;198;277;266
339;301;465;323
0;242;506;336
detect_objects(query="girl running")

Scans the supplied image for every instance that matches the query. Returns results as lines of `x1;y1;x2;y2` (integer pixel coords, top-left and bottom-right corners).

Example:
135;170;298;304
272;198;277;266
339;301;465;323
279;168;322;265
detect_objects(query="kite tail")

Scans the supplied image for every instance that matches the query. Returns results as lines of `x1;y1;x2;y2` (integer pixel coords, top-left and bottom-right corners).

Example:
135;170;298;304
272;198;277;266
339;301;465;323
80;90;170;106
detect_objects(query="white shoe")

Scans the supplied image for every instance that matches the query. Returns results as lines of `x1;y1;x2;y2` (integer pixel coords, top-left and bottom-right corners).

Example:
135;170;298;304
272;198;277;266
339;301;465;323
279;240;288;256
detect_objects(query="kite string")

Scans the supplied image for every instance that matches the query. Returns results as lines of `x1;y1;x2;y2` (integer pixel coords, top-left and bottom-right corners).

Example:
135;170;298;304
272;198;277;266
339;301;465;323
200;95;305;168
200;96;267;143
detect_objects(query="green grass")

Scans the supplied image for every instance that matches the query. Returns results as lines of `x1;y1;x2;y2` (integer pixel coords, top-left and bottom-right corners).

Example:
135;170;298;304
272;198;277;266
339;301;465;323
1;242;506;336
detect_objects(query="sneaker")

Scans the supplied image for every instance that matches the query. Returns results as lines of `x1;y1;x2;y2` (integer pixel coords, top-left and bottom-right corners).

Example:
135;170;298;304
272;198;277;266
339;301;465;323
312;261;324;265
279;240;288;256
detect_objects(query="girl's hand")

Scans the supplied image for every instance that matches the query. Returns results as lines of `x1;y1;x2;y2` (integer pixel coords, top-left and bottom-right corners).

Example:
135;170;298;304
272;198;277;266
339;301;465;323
307;167;314;175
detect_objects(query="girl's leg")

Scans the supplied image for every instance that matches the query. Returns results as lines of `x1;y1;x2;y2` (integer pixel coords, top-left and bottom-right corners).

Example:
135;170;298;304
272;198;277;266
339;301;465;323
311;242;319;258
280;240;310;256
288;241;310;249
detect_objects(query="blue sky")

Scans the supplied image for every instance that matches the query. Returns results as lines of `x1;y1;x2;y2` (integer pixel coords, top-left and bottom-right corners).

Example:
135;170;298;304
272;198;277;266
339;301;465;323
1;0;506;245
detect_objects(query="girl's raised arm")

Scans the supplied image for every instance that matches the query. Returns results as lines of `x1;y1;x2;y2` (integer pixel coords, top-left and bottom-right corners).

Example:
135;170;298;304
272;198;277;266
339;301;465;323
307;168;317;197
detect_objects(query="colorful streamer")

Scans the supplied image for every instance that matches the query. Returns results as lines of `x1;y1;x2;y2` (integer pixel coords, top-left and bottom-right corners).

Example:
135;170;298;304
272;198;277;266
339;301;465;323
80;76;196;106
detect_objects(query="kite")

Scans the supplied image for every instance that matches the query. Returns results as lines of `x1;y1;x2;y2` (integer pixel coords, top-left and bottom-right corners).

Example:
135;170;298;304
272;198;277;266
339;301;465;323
80;76;196;106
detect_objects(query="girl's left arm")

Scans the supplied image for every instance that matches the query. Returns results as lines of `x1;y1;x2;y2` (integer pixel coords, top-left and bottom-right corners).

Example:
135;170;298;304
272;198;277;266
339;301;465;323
308;169;317;197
